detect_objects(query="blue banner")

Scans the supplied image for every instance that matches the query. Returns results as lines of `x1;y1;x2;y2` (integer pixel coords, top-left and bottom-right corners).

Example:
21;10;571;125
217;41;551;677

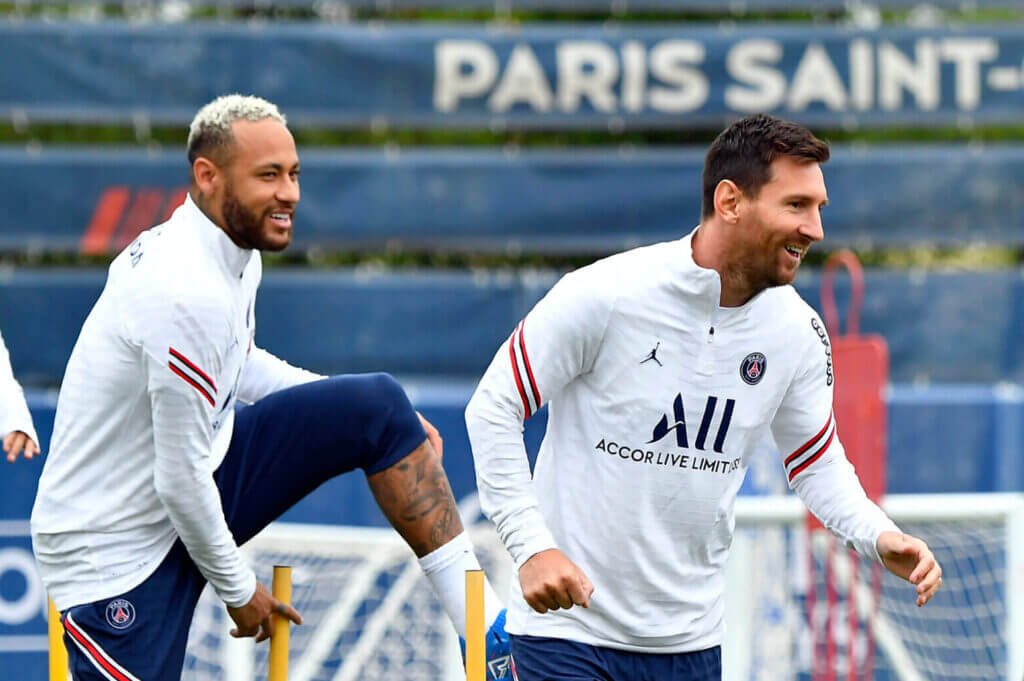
4;22;1024;128
3;145;1023;255
0;268;1021;386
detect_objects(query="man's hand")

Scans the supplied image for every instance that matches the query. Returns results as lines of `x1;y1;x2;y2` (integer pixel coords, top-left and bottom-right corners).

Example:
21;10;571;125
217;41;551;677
519;549;594;614
227;582;303;643
417;411;443;459
4;430;39;463
877;531;942;607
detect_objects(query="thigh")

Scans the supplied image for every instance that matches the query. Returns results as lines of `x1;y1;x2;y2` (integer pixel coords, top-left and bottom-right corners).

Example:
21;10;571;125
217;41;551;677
216;373;426;545
509;634;613;681
61;542;204;681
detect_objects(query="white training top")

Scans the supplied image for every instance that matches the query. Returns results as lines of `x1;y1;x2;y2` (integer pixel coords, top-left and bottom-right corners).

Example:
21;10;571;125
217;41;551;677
465;232;898;653
32;196;320;612
0;328;38;444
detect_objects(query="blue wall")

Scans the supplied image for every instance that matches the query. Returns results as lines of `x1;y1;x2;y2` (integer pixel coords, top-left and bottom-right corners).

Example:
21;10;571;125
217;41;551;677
3;146;1024;254
2;267;1022;386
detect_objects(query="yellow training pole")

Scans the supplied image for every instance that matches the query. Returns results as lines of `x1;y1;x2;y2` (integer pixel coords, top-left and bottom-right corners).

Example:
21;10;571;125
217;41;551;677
465;569;485;681
269;565;293;681
48;598;67;681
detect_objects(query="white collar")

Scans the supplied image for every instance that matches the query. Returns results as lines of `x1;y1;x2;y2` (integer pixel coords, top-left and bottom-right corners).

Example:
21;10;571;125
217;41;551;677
182;193;253;280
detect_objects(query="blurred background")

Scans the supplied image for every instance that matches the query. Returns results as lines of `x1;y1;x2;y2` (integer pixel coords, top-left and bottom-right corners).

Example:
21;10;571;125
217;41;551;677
0;0;1023;679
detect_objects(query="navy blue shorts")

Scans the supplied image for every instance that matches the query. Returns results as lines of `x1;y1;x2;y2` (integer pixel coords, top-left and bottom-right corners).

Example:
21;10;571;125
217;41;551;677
60;373;426;681
509;634;721;681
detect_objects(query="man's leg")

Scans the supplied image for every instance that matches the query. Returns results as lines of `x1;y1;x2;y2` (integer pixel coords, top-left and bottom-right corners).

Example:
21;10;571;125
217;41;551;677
364;435;461;557
216;373;506;659
61;542;204;681
216;373;430;545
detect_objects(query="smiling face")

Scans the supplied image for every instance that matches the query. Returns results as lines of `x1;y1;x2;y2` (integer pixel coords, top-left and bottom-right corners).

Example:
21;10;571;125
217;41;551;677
192;118;300;252
733;155;828;289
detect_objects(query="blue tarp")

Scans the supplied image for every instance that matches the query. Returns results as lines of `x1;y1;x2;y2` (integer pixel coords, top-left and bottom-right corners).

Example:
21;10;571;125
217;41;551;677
5;22;1024;129
4;145;1023;254
0;267;1020;386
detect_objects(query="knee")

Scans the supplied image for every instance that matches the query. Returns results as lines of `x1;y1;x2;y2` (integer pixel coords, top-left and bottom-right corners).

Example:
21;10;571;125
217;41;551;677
342;372;420;437
359;372;412;418
343;373;425;472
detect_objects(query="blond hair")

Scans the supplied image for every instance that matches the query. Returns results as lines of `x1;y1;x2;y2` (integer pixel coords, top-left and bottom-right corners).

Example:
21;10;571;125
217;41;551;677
187;94;287;166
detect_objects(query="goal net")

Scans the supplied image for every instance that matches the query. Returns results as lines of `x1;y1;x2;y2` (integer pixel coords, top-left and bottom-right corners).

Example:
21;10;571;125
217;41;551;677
725;493;1024;681
182;519;514;681
181;493;1023;681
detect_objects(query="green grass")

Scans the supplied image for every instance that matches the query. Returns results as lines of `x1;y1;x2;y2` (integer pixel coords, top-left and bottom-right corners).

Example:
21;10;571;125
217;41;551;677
1;243;1017;271
8;121;1024;149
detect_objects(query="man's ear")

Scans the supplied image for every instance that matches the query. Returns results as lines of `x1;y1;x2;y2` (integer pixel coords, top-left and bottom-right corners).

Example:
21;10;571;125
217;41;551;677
192;157;220;196
713;179;744;224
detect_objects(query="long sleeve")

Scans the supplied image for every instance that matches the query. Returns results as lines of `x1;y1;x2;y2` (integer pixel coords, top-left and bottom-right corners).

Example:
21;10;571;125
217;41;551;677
142;298;256;607
237;345;323;405
466;268;614;567
771;316;898;562
0;328;37;443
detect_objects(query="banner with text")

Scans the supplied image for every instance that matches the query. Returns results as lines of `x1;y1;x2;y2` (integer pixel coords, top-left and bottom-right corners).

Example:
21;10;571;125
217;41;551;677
4;22;1024;128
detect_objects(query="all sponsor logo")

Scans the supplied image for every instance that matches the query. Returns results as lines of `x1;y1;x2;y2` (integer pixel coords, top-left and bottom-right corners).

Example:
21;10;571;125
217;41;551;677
648;393;735;454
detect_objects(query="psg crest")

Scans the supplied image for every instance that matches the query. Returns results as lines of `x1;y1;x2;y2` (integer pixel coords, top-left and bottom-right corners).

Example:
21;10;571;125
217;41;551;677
740;352;767;385
105;598;136;630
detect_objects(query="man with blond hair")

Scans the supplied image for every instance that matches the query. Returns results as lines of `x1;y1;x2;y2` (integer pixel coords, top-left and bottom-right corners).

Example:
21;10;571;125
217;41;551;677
32;94;509;681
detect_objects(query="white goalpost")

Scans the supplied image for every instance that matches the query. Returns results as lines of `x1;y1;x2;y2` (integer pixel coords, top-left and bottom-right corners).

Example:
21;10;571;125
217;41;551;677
181;493;1024;681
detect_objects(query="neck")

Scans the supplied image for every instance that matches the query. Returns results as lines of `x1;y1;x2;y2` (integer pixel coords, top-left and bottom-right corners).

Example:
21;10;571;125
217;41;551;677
692;219;757;307
190;189;247;249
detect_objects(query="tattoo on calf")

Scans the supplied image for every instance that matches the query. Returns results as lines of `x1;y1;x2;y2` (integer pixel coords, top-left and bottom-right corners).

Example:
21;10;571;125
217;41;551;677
370;443;462;556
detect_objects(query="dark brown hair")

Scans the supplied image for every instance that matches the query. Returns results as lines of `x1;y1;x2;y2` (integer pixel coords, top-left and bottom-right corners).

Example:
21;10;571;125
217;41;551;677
701;114;830;218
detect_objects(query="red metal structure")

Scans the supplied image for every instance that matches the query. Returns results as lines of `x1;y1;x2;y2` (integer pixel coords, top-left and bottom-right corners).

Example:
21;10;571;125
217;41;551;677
807;250;888;681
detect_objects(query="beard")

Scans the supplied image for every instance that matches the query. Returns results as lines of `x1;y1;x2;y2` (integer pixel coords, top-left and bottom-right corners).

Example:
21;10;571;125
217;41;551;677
732;222;799;296
221;184;290;252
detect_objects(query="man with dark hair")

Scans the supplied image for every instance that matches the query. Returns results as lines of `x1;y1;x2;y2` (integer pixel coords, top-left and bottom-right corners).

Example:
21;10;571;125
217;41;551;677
31;94;510;681
466;114;941;680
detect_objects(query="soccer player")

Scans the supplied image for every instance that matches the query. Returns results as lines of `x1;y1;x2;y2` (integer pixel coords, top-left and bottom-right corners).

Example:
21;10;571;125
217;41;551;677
1;328;39;463
465;114;942;681
31;94;509;681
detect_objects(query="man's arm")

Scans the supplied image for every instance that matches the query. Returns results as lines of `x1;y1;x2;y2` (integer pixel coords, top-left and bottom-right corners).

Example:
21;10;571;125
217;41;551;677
236;345;323;404
772;315;941;605
140;298;300;636
0;328;39;462
465;269;610;613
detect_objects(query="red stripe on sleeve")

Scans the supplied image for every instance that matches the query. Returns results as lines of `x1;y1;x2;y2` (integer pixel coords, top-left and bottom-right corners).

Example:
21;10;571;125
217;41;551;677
168;347;217;392
517;321;542;409
784;412;833;467
788;428;836;482
168;363;216;406
508;329;532;417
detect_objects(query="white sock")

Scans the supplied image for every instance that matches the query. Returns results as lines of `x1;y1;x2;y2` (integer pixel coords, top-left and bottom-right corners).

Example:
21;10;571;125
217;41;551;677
418;532;503;638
